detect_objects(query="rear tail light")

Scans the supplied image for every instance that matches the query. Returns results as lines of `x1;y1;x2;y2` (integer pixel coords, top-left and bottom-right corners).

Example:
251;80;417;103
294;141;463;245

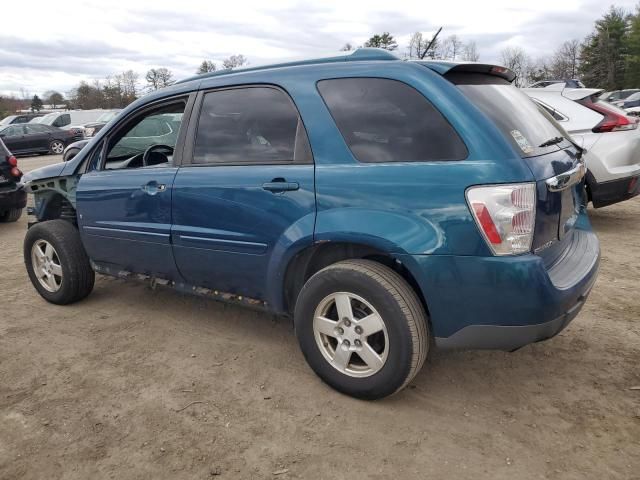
629;177;639;194
10;167;21;178
466;183;536;255
578;97;638;133
7;155;17;167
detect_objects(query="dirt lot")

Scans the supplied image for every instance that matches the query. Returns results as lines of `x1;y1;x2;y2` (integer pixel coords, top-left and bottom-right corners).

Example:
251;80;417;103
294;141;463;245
1;155;638;480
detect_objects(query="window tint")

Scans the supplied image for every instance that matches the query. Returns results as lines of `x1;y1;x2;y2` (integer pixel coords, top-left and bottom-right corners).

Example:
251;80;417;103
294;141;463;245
317;78;467;163
452;76;571;158
3;126;23;136
25;124;48;133
193;87;311;165
532;100;566;121
104;102;185;170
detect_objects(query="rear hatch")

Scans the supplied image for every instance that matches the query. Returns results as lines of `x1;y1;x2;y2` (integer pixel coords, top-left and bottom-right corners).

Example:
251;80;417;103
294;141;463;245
0;139;22;190
437;66;585;258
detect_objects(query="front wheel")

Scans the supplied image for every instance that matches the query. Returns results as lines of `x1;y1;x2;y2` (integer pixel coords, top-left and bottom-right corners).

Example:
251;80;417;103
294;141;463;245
294;259;429;400
24;220;95;304
49;140;65;155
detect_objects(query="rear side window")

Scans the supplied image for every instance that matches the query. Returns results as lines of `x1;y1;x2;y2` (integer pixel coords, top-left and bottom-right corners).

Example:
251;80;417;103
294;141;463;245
449;74;570;158
317;78;467;163
193;87;312;165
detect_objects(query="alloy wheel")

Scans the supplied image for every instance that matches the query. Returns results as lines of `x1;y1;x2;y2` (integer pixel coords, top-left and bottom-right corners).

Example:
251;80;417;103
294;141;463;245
31;239;63;292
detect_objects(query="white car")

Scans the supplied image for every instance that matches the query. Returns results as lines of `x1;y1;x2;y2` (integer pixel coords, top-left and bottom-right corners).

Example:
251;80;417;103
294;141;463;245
523;85;640;208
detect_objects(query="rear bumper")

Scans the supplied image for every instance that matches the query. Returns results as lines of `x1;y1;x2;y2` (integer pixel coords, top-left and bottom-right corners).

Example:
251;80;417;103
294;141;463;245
586;170;640;208
0;187;26;211
399;227;600;351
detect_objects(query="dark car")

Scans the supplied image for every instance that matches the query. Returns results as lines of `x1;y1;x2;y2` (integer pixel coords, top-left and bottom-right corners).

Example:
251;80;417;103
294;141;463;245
0;124;76;155
83;110;121;138
0;138;26;222
0;113;44;126
622;92;640;109
22;49;599;400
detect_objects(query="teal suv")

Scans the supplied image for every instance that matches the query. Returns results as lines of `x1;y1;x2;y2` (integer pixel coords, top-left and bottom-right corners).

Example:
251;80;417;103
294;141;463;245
22;49;599;399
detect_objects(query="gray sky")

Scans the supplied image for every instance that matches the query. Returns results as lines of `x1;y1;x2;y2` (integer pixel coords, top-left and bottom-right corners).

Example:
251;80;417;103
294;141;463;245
1;0;637;97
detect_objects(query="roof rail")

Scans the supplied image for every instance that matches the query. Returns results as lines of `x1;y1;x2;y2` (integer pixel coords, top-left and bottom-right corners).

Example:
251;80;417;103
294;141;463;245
176;48;400;85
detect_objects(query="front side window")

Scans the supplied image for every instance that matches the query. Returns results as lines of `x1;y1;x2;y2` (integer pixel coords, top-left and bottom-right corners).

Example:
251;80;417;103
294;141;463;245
2;125;23;137
317;78;468;163
25;124;48;134
193;87;311;165
104;101;185;170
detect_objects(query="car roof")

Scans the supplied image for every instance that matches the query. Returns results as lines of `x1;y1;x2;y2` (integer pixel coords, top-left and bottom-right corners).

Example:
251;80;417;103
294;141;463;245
176;48;516;87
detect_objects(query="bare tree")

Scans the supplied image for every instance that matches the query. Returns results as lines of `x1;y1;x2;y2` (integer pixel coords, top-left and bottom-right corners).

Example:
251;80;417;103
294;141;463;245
145;67;175;90
461;41;480;62
550;39;581;79
407;30;441;59
340;43;354;51
222;54;248;70
500;46;531;87
197;60;217;74
440;35;464;61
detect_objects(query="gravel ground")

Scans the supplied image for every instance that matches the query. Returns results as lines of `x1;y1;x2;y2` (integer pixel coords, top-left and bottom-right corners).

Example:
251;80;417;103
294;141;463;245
1;155;638;480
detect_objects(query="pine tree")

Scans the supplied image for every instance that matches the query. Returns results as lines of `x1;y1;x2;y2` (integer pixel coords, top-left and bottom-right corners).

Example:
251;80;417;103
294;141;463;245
30;95;43;112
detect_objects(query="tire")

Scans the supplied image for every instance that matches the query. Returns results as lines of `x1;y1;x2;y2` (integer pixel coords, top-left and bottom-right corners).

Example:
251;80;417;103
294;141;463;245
0;208;23;223
24;219;95;305
49;140;65;155
294;259;429;400
63;148;79;162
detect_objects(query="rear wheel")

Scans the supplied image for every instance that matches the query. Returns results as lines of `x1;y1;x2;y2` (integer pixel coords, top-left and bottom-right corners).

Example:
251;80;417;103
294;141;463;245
24;220;95;304
294;259;429;400
49;140;65;155
0;208;23;222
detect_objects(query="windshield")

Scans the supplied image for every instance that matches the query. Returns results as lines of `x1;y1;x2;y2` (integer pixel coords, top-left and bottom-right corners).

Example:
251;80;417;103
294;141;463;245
35;113;58;125
452;76;571;158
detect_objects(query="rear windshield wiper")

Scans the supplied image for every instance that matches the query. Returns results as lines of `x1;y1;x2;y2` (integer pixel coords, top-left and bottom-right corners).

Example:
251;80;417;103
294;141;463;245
538;136;564;148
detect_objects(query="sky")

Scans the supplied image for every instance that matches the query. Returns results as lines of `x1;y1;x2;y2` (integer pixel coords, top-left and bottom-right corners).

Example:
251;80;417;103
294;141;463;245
1;0;638;97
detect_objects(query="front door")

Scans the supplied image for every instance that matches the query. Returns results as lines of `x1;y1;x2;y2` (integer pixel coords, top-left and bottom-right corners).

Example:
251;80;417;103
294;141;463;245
172;86;316;301
0;125;28;153
76;98;190;279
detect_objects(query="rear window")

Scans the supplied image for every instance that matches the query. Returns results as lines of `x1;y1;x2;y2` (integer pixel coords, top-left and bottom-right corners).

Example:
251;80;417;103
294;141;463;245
449;74;571;158
317;78;467;163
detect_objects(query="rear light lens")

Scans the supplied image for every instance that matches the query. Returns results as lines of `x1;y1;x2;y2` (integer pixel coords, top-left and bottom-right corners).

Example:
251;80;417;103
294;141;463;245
466;183;536;255
579;97;638;133
10;167;21;178
7;155;17;167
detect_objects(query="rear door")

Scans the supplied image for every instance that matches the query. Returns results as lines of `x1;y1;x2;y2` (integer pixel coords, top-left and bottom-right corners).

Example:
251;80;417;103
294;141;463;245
76;96;193;279
172;86;315;301
24;124;52;151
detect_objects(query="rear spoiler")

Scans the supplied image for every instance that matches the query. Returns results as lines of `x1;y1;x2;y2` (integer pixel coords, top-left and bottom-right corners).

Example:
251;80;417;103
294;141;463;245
415;61;516;83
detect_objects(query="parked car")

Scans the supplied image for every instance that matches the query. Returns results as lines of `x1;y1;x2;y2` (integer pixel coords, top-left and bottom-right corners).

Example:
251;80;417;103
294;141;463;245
600;89;640;108
523;86;640;207
622;91;640;110
0;138;26;222
83;110;121;138
0;123;77;155
0;113;45;126
22;49;599;400
30;110;113;138
529;79;585;89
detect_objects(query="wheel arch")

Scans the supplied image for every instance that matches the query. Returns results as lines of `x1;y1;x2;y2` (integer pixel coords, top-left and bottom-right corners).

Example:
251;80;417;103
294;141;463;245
278;241;431;321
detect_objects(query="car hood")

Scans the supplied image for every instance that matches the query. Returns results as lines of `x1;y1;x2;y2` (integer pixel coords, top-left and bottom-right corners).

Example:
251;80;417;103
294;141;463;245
22;161;68;184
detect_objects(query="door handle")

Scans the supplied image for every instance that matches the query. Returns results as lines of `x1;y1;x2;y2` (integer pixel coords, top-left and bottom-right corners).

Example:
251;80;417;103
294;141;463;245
141;181;166;195
262;179;299;193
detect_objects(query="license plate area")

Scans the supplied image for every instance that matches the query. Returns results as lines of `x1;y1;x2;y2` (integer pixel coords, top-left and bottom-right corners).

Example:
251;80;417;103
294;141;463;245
558;187;578;240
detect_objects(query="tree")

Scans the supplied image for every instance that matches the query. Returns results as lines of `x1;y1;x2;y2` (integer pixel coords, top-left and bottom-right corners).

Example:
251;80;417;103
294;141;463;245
340;43;354;51
625;6;640;87
364;32;398;51
500;46;531;87
145;67;175;90
440;35;464;61
42;90;64;108
580;6;629;89
197;60;217;74
461;41;480;62
30;95;43;112
408;31;440;59
550;40;581;79
222;54;248;70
